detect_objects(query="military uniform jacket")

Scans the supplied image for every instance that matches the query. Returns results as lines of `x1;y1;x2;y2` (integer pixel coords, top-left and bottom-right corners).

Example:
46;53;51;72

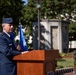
0;32;21;75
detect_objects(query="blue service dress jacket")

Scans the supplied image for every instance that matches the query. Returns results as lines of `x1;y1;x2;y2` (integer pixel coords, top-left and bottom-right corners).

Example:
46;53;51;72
0;32;21;75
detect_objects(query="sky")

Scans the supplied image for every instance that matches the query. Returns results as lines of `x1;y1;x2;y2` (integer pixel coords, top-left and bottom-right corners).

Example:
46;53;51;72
22;0;28;5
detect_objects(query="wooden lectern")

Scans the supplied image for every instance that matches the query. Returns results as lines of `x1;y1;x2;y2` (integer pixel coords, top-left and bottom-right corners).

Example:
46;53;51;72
13;50;60;75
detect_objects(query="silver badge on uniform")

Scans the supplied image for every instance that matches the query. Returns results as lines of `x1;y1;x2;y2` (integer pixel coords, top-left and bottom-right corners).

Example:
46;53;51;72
9;43;12;50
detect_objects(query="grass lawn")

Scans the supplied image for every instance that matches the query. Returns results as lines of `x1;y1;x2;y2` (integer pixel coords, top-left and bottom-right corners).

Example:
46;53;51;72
56;52;74;69
56;58;74;69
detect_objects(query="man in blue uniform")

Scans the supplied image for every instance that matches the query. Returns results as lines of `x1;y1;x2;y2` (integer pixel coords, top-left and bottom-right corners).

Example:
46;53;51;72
0;18;26;75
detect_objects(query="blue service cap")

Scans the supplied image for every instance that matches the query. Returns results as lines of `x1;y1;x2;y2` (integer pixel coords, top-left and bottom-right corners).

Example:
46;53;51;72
2;18;13;24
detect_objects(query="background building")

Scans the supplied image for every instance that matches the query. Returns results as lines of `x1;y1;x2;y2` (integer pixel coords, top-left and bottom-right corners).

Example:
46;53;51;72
33;19;69;53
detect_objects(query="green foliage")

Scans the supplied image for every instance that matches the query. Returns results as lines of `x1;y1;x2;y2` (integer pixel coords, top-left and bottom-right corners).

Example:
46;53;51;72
21;0;37;23
56;58;74;69
0;0;24;25
21;0;76;31
41;0;76;19
56;52;74;69
69;22;76;33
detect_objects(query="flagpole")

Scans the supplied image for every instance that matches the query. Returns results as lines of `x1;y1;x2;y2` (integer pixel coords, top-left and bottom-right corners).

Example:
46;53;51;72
19;19;21;25
37;0;41;50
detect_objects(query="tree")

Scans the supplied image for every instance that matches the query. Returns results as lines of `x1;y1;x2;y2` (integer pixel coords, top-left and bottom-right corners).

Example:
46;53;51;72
21;0;76;35
0;0;24;32
0;0;24;24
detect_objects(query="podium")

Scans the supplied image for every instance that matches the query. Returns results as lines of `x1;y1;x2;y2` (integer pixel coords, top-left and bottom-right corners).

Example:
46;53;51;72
13;50;60;75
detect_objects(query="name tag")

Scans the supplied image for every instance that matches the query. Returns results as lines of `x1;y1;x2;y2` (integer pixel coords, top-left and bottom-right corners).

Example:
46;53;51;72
9;44;12;46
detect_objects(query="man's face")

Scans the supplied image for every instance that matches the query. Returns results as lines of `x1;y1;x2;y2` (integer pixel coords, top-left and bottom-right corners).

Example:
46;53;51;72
3;24;14;34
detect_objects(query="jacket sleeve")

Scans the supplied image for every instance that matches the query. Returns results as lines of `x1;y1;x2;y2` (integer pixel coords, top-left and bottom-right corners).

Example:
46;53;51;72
0;36;21;57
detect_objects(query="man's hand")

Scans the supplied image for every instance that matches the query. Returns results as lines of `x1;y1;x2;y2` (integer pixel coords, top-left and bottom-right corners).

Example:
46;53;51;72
16;45;21;51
